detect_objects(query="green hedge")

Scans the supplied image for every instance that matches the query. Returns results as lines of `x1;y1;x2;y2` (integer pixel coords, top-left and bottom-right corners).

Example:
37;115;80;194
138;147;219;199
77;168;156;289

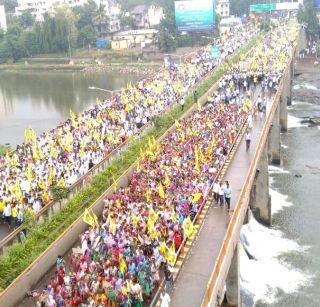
0;32;264;291
0;145;10;156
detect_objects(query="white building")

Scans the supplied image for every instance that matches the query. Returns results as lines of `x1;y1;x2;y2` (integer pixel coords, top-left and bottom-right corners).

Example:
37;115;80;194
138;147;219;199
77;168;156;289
216;0;230;18
15;0;119;22
0;5;7;31
130;5;164;29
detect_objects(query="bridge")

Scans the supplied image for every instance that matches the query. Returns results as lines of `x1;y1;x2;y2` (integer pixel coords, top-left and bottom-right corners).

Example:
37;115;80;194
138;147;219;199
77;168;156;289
0;27;307;307
166;29;307;307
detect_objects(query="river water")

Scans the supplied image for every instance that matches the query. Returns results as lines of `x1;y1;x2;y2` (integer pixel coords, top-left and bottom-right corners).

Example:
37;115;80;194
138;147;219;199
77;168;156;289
0;71;139;146
240;74;320;306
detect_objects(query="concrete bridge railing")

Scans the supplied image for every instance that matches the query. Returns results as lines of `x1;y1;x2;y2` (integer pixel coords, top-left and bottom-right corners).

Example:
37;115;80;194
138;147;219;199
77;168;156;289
200;42;300;306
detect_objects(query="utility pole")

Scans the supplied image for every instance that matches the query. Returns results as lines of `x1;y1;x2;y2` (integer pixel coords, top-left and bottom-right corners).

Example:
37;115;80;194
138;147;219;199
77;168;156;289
67;24;72;60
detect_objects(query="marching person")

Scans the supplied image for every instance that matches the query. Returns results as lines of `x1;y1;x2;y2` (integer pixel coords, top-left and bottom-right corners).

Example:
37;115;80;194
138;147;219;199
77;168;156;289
245;130;251;152
223;181;232;211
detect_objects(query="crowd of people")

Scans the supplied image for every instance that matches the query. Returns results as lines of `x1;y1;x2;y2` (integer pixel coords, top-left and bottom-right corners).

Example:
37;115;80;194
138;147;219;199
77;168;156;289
33;23;299;307
299;39;318;58
0;25;259;227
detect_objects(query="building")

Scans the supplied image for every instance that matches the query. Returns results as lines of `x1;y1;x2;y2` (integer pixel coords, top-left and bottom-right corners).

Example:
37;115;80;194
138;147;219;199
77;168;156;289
15;0;120;22
130;5;164;29
215;0;230;18
94;17;121;37
0;5;7;32
112;29;158;49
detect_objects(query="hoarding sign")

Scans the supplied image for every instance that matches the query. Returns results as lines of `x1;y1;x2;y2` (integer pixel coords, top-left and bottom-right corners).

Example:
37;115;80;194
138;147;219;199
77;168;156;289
250;3;276;12
211;45;220;59
250;2;300;12
175;0;215;32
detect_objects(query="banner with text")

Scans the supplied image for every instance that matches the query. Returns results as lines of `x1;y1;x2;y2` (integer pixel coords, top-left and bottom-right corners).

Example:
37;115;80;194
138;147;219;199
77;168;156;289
175;0;215;32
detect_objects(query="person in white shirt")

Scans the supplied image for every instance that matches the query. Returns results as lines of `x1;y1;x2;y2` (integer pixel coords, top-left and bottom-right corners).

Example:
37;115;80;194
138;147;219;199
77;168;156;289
160;292;171;307
245;131;251;152
3;203;12;226
180;98;185;111
218;182;224;207
213;181;219;204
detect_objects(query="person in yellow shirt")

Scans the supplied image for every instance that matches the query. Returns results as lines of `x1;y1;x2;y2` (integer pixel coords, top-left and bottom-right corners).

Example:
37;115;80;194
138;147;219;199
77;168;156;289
0;198;4;219
12;206;18;227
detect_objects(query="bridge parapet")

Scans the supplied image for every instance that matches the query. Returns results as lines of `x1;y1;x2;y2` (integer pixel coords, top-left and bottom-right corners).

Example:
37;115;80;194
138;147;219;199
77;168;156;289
201;47;296;306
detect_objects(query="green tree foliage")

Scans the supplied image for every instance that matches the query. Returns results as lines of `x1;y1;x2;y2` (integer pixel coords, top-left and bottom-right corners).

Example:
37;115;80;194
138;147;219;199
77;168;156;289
0;4;82;62
18;10;35;29
120;15;136;30
298;0;320;35
0;0;17;13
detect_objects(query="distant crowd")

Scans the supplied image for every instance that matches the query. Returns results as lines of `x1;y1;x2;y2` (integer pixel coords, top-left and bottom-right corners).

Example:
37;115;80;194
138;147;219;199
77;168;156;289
0;25;259;228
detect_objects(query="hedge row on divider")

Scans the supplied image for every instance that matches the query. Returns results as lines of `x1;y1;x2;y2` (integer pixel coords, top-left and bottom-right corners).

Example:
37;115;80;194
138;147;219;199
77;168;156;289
0;32;264;291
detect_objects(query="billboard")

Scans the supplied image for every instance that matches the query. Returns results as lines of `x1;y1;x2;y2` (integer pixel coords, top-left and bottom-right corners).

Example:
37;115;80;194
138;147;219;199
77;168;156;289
250;2;300;12
211;45;220;59
175;0;215;32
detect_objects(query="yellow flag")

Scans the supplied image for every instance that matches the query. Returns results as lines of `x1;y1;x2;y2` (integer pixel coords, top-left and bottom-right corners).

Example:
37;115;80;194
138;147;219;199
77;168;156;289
5;150;11;166
109;216;117;235
57;177;65;187
164;172;170;187
157;183;165;199
182;216;194;239
70;109;76;126
145;188;152;202
119;254;127;275
131;213;140;227
48;166;54;186
192;193;203;204
198;101;202;112
83;208;95;227
140;148;145;160
26;167;33;180
149;208;158;222
166;243;176;266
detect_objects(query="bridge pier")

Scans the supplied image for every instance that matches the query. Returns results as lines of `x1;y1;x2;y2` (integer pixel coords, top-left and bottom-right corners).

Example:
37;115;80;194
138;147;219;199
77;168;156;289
251;143;272;226
280;95;288;132
268;103;281;165
226;242;240;306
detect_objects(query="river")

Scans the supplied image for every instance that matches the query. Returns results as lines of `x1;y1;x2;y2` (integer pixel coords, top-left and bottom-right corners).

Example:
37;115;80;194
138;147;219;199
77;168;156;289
0;71;140;146
240;70;320;306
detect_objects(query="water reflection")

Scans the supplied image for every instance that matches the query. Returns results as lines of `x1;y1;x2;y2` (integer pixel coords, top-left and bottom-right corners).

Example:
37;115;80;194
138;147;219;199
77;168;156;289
0;71;139;146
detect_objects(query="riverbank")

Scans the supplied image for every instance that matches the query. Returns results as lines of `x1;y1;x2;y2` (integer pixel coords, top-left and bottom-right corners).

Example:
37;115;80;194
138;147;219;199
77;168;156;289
293;56;320;104
0;62;161;76
0;46;201;74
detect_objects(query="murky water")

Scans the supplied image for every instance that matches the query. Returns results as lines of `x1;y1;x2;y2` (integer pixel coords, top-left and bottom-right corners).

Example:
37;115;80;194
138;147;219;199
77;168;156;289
241;77;320;306
0;71;139;146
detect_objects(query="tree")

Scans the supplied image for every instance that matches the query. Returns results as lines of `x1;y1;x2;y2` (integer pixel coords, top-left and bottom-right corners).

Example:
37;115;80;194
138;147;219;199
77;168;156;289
18;10;35;29
92;4;110;38
73;0;97;30
0;41;10;63
298;0;319;36
78;24;96;47
120;15;136;30
21;31;40;56
6;22;22;37
0;0;17;13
